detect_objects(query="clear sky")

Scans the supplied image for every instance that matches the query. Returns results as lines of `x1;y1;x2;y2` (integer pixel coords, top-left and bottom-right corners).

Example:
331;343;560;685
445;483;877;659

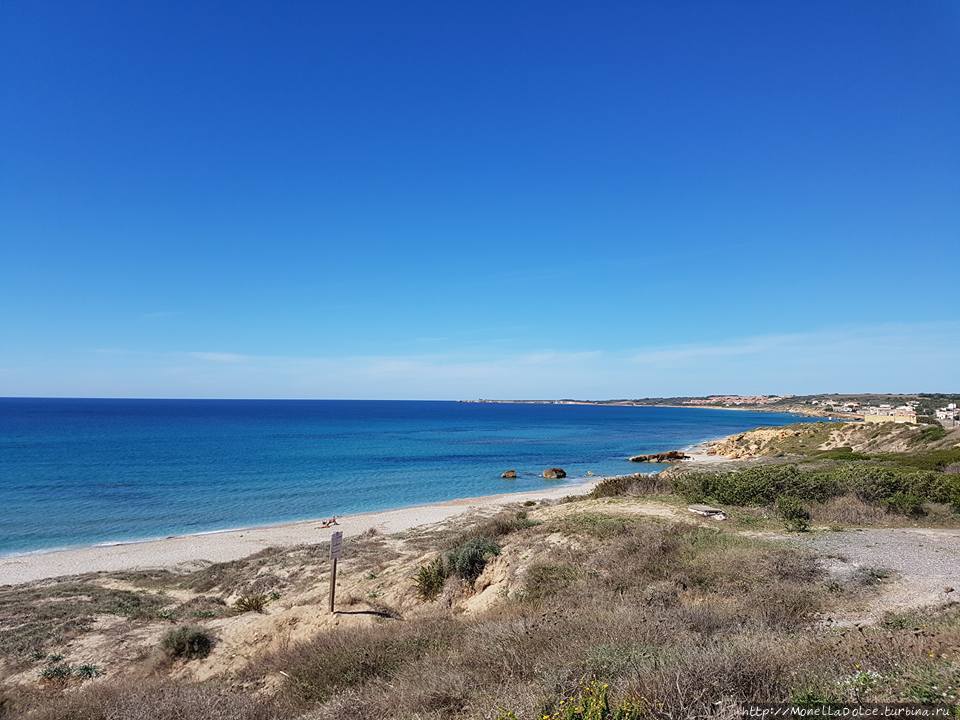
2;1;958;399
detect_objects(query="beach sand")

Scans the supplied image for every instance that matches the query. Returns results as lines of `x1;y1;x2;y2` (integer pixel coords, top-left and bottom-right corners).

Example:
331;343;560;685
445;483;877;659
0;479;602;586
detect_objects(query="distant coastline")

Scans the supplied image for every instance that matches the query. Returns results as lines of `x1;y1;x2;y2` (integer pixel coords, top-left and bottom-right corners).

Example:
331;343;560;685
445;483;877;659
461;397;859;420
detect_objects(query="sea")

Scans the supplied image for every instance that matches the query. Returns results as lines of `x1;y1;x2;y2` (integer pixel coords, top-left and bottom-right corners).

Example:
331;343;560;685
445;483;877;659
0;398;815;555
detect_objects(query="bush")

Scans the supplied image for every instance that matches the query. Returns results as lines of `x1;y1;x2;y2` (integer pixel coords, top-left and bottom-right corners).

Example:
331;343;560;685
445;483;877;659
878;447;960;471
447;537;500;582
881;492;926;517
234;593;269;613
72;664;103;680
39;664;72;681
160;625;214;660
591;475;637;498
675;465;819;506
776;496;811;532
914;424;947;445
815;447;871;461
414;557;447;601
674;463;960;517
472;512;536;539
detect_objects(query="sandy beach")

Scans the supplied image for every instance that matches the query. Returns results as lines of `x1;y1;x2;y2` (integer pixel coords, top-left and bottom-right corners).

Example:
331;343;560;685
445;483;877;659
0;478;604;586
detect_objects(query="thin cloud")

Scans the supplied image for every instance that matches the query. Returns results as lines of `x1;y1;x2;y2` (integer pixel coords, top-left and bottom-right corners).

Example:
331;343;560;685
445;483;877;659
33;321;958;399
185;352;250;364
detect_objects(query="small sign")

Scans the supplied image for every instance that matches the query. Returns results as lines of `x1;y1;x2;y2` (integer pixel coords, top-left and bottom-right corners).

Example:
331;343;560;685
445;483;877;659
329;530;343;560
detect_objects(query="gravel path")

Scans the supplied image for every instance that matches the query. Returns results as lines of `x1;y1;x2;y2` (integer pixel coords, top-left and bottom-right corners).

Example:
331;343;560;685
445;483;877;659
786;527;960;623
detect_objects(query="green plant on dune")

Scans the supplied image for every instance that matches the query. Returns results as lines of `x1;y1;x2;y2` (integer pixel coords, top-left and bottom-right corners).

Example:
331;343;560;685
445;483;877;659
414;557;447;600
160;626;214;660
776;496;811;532
447;537;501;582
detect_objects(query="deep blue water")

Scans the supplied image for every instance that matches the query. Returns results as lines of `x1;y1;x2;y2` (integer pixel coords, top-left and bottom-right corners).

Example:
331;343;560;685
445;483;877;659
0;399;813;555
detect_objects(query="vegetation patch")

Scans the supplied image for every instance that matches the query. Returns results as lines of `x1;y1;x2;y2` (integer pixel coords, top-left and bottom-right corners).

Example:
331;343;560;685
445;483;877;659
447;537;501;582
590;473;672;498
521;562;579;602
414;557;447;601
160;625;215;660
673;463;960;515
549;512;637;539
234;593;270;614
0;581;173;661
776;496;811;532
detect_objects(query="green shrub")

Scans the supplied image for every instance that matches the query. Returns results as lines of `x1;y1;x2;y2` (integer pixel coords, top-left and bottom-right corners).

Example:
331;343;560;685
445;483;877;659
877;447;960;471
674;463;960;516
508;681;646;720
414;557;447;601
73;664;103;679
449;512;535;550
590;475;636;498
881;492;926;517
914;424;947;445
675;465;838;506
160;625;214;660
234;593;269;613
39;664;72;681
447;537;500;582
815;447;871;461
776;496;811;532
475;511;536;538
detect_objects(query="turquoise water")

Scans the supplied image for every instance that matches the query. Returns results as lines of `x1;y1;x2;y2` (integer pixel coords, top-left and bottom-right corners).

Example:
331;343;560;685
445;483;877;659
0;399;813;555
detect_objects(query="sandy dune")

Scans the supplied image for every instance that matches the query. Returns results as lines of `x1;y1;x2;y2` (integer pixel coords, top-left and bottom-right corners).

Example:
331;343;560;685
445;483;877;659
0;480;600;586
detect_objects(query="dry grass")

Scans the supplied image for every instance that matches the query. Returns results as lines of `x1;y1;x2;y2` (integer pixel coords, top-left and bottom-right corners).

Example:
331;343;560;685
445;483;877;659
4;498;959;719
0;581;173;664
4;680;279;720
589;472;673;498
247;520;830;718
810;494;890;526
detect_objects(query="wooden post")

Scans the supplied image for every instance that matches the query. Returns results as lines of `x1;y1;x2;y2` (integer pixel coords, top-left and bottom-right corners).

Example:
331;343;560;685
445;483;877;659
328;557;338;613
329;530;342;614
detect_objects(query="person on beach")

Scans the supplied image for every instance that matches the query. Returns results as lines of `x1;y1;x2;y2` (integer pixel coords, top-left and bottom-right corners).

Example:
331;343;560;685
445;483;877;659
320;516;340;528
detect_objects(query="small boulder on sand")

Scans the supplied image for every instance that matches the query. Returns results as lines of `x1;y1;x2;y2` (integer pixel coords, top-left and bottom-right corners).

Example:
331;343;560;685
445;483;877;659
688;504;727;521
542;468;566;479
501;469;517;479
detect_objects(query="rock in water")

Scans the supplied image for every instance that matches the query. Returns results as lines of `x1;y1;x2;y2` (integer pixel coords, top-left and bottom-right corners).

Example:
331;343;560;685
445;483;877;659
628;450;690;463
542;467;566;479
501;469;517;479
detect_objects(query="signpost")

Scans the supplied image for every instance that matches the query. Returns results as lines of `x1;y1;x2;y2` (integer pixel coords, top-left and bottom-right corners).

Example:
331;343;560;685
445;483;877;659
328;531;342;613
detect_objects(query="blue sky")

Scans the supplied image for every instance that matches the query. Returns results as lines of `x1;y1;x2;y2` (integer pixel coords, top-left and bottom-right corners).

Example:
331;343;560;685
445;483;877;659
2;1;958;399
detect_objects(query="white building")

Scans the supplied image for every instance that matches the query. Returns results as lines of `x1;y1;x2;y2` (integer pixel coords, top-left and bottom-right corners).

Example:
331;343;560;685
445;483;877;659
935;405;960;421
864;405;918;424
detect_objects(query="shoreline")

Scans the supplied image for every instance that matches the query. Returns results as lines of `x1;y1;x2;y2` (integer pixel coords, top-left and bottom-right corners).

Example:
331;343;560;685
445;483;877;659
0;411;755;587
0;453;732;586
0;477;605;586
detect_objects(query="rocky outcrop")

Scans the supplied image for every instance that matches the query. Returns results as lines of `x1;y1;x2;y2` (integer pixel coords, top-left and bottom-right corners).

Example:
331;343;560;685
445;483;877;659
542;467;566;479
628;451;689;463
501;469;517;479
703;420;953;459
